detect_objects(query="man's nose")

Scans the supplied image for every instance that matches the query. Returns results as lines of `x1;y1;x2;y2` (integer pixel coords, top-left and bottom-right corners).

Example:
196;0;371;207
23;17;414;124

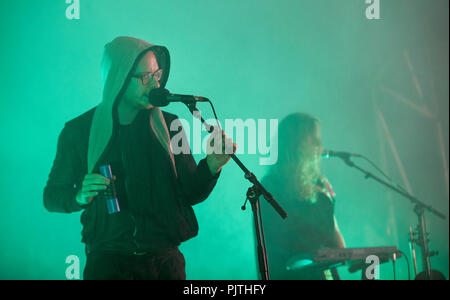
146;80;160;93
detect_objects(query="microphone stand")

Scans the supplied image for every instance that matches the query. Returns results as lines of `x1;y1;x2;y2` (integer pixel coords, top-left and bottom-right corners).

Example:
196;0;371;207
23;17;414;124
338;156;446;280
183;101;288;280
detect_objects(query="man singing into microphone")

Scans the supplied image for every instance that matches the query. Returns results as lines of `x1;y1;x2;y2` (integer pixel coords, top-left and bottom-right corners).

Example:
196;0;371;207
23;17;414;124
43;36;235;280
261;113;345;280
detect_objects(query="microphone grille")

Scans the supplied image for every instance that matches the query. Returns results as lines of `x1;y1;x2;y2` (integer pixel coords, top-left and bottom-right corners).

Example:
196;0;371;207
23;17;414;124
148;88;170;107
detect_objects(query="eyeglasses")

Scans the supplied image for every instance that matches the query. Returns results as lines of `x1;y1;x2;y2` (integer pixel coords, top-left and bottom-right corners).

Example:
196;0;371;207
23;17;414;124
133;69;163;85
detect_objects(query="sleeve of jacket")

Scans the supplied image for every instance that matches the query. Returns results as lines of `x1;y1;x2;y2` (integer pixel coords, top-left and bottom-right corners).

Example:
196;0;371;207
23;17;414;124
169;117;221;206
177;155;220;206
43;124;85;213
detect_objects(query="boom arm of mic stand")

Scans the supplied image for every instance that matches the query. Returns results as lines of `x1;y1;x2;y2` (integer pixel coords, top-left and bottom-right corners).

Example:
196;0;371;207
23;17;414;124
340;157;446;219
184;102;288;219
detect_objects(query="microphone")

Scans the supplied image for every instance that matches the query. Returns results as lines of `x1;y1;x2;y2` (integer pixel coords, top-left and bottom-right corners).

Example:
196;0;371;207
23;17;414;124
321;149;361;159
148;88;209;107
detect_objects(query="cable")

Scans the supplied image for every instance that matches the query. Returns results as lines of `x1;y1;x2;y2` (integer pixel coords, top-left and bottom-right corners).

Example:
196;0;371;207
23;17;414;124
393;253;397;280
398;250;411;280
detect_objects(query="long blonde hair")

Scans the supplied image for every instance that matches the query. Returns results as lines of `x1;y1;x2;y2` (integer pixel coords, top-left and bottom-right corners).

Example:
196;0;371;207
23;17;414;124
270;113;323;202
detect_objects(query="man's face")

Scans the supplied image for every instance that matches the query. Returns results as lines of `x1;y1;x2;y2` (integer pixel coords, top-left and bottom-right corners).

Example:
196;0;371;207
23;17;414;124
121;50;161;110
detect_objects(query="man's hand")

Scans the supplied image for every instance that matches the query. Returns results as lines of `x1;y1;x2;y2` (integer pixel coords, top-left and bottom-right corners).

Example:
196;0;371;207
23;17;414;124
206;129;237;176
76;173;110;206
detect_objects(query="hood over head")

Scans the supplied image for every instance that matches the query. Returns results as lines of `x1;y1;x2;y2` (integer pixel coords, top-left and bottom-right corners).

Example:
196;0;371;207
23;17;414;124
88;36;175;174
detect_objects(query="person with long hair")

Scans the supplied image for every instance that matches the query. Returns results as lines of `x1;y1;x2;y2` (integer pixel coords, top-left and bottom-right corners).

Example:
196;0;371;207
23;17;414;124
261;112;345;280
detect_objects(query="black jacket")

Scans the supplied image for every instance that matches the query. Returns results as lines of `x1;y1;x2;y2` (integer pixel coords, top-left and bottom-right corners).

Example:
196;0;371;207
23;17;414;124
43;107;219;251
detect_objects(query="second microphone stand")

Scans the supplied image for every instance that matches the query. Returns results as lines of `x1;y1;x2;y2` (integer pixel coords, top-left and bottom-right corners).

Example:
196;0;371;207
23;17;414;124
339;155;446;280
